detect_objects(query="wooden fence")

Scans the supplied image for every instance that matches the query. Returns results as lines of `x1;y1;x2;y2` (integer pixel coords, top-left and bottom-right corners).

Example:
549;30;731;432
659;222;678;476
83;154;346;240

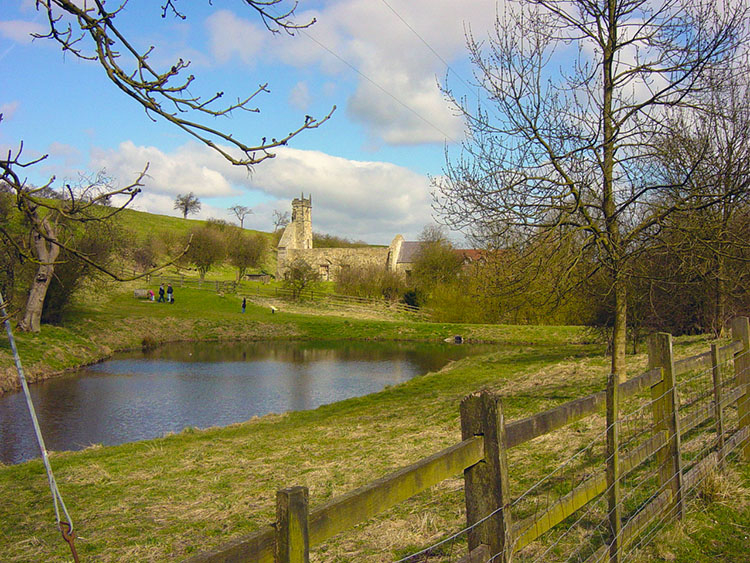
243;284;427;318
123;265;425;317
184;317;750;563
118;265;239;295
148;275;238;295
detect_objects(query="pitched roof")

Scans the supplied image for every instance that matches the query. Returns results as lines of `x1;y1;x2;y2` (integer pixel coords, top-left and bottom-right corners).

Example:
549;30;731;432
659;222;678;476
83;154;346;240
396;241;423;263
454;249;484;262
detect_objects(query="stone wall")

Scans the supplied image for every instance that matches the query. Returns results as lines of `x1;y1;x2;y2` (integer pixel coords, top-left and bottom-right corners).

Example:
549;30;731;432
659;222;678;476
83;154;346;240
274;196;413;282
281;247;391;281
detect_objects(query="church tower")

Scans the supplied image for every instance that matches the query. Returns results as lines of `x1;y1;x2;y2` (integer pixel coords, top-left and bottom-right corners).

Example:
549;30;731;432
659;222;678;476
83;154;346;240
290;193;313;249
276;194;313;278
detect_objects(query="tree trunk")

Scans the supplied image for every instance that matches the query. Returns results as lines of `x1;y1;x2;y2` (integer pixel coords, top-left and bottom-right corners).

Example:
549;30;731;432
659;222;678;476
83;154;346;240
17;220;60;333
603;0;626;382
612;274;627;382
714;253;726;337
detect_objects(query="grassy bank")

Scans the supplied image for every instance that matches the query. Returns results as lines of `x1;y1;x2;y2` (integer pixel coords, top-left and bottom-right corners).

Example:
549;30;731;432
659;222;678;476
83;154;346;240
1;289;748;562
0;282;588;394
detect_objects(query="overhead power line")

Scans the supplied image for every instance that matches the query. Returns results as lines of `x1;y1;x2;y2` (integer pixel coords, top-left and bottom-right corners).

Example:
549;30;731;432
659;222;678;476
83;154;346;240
379;0;476;95
297;27;459;143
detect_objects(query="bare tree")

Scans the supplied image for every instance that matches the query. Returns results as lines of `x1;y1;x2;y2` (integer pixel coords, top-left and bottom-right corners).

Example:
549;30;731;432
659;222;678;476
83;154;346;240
34;0;334;167
272;209;291;232
174;192;201;219
651;66;750;335
283;258;320;299
433;0;748;380
229;205;254;229
0;152;143;332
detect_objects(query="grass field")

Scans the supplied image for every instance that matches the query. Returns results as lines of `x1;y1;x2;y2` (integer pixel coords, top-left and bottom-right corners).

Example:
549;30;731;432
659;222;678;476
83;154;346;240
1;287;748;562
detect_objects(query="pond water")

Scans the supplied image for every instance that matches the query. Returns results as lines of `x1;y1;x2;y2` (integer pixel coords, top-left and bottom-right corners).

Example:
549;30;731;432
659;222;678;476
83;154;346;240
0;340;491;465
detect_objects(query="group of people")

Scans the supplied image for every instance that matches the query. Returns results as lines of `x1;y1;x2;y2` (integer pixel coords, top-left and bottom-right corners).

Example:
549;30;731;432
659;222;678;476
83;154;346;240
148;284;249;312
156;283;174;304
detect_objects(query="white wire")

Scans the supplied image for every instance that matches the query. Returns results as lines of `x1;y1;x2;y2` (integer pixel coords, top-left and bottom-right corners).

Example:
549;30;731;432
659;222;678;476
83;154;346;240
0;291;75;533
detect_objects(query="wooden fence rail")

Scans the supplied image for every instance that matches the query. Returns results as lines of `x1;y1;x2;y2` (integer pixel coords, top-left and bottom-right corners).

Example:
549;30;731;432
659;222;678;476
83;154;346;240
184;318;750;563
242;284;426;318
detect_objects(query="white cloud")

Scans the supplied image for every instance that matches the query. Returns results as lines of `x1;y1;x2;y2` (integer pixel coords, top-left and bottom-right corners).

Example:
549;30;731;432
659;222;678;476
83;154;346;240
0;20;45;43
347;73;462;145
204;1;496;146
206;10;266;66
289;81;311;111
231;146;434;242
48;142;81;166
89;141;433;242
90;141;237;199
0;101;19;120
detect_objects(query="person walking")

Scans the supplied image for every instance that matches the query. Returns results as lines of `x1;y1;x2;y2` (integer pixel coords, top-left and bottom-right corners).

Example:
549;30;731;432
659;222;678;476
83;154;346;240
158;284;165;303
167;283;173;304
242;297;246;313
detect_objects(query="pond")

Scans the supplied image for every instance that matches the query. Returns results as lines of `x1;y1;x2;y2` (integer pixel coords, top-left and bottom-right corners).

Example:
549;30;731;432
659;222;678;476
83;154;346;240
0;340;492;465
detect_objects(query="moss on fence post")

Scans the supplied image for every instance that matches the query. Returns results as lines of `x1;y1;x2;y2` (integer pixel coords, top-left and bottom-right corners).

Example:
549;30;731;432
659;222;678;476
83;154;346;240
276;486;309;563
460;390;513;561
648;332;685;521
606;372;622;563
711;343;726;470
732;317;750;461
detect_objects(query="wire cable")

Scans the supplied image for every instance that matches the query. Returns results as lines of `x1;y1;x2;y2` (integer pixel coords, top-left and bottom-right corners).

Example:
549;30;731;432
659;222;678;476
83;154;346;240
0;291;78;561
379;0;476;95
297;26;460;143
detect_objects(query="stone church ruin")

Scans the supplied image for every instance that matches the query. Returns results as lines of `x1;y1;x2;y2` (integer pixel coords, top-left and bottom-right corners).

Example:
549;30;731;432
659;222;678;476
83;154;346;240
275;195;418;281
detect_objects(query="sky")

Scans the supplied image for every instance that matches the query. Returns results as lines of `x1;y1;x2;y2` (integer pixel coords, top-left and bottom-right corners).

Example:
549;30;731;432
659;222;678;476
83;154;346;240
0;0;498;244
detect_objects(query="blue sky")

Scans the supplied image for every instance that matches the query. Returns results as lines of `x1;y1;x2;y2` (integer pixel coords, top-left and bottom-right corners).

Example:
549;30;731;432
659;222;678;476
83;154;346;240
0;0;497;244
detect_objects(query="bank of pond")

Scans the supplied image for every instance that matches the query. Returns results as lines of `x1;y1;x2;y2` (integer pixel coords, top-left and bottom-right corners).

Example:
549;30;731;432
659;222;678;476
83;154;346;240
1;339;495;465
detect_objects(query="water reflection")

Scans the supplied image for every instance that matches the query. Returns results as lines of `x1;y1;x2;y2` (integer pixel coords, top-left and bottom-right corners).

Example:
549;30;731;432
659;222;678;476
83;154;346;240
0;340;490;465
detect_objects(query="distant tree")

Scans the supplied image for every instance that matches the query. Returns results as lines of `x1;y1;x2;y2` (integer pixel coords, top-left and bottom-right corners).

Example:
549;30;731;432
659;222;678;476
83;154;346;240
313;233;370;248
174;192;201;219
229;205;253;229
283;258;320;299
226;229;268;281
205;217;231;231
272;209;291;232
131;237;162;272
186;225;225;280
411;225;462;290
335;263;406;301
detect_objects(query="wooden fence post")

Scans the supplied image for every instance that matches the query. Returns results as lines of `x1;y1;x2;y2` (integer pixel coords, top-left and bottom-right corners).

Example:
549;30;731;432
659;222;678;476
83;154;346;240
460;390;513;562
276;486;309;563
732;317;750;460
606;372;621;563
648;333;685;520
710;343;726;470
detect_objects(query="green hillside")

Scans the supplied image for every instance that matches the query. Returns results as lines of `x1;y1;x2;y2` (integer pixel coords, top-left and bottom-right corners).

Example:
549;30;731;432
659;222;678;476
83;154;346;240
114;207;273;245
112;206;279;277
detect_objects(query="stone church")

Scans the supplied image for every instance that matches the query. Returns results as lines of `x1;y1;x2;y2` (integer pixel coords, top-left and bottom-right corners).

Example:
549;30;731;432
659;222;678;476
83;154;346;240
276;195;418;281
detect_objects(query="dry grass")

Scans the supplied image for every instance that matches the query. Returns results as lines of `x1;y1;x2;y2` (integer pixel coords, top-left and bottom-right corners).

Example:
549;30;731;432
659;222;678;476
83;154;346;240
2;318;744;562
